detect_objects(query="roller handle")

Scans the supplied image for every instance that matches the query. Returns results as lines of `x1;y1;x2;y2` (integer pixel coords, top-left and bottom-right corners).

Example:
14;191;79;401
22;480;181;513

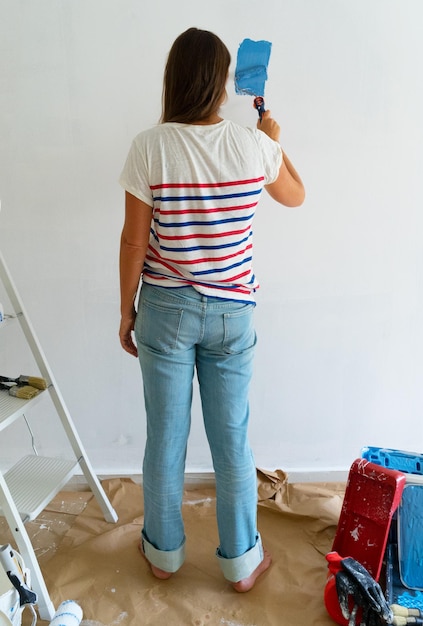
253;96;265;122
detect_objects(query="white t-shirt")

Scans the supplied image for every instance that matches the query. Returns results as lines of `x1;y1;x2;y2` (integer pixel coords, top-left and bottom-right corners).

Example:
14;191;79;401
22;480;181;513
119;119;282;302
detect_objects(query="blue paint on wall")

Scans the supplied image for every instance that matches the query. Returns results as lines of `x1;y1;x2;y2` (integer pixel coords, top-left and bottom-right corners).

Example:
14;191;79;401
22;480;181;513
234;38;272;97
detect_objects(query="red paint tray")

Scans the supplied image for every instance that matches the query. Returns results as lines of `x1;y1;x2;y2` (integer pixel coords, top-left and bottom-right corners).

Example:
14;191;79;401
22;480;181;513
332;458;406;579
325;459;406;625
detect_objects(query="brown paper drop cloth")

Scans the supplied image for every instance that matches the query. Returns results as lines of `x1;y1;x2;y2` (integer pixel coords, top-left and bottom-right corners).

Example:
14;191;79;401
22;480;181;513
1;474;345;626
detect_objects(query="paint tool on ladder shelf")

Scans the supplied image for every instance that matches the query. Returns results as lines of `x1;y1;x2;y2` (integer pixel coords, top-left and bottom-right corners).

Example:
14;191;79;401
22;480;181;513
0;374;47;390
234;38;272;123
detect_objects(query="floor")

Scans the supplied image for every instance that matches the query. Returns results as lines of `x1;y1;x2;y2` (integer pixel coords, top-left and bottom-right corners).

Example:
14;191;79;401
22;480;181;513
0;473;346;626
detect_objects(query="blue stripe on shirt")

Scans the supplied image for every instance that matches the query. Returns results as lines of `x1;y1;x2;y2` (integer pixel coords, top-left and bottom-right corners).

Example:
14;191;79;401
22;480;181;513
191;256;253;276
154;213;254;228
153;233;252;253
153;189;262;202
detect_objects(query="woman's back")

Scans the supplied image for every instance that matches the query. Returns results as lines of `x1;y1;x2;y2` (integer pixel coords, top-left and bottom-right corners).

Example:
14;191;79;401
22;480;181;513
119;119;282;300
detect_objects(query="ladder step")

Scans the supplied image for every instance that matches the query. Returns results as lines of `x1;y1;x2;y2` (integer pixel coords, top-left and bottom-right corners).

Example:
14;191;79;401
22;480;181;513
1;455;78;521
0;389;44;432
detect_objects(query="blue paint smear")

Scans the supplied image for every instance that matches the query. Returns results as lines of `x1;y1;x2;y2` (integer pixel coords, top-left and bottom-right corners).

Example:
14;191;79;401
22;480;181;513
235;38;272;97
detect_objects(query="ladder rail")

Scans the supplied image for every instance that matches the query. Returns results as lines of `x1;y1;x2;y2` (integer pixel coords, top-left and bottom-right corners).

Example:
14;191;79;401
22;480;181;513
0;249;119;621
0;250;117;523
0;471;55;621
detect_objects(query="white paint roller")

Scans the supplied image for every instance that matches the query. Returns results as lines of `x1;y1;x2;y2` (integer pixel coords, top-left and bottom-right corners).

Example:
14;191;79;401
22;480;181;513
48;600;83;626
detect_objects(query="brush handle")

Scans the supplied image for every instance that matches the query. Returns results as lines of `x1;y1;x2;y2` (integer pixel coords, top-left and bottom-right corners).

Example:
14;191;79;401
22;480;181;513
0;375;14;383
253;96;265;121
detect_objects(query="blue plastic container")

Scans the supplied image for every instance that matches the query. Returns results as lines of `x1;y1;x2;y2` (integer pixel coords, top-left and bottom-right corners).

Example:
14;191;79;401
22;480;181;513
362;448;423;592
386;533;423;608
361;447;423;476
398;485;423;590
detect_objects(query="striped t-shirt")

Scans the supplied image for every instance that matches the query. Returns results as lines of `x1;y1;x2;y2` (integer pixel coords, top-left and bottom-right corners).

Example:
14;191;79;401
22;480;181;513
119;119;282;302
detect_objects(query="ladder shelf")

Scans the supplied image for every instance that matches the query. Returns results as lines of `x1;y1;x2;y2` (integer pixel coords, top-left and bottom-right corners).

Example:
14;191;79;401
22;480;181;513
0;250;118;620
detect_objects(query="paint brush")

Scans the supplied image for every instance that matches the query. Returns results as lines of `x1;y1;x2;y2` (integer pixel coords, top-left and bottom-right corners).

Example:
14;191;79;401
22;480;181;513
393;618;423;626
0;374;47;390
392;605;423;619
0;382;40;399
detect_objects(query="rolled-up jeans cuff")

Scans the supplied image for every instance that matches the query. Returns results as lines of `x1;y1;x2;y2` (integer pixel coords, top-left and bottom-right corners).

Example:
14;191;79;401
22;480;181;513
141;530;186;573
216;533;263;582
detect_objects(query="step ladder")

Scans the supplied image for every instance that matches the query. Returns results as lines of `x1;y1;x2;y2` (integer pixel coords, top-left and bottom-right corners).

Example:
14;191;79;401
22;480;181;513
0;250;118;620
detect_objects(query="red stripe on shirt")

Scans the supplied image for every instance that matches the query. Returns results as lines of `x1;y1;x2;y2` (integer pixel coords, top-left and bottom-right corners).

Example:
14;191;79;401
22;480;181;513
150;177;265;191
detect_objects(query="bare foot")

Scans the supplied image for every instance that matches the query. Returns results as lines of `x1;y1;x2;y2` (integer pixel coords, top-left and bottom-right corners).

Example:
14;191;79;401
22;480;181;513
232;548;272;593
138;540;172;580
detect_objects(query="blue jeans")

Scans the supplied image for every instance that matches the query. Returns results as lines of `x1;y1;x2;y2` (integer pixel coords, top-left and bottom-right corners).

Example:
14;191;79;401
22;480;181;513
134;283;263;582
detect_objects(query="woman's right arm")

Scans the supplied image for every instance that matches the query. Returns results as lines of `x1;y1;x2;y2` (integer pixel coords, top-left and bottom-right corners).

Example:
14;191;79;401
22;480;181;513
119;191;153;357
258;110;305;207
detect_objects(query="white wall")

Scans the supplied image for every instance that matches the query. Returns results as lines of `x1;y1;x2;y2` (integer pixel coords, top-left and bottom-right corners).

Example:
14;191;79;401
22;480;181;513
1;0;423;479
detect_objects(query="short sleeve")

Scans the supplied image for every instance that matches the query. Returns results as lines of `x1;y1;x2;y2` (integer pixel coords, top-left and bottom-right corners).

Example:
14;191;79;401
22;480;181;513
119;138;154;206
253;129;283;185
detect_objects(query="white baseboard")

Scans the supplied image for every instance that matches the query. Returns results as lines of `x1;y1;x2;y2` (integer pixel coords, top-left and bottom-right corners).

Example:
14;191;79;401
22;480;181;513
286;469;348;483
66;469;348;491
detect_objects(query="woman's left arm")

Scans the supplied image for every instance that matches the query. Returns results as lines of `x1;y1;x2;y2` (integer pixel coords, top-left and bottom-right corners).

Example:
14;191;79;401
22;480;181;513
119;191;153;357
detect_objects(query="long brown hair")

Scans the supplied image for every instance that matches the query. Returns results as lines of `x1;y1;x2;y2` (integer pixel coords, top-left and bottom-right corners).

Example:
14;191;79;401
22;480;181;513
161;28;231;124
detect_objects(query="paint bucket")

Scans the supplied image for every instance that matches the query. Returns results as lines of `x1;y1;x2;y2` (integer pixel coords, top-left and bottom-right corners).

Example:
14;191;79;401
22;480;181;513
0;566;21;626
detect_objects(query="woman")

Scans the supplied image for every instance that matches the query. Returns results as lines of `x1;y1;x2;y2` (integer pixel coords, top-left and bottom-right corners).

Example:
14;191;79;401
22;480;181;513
119;27;304;592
